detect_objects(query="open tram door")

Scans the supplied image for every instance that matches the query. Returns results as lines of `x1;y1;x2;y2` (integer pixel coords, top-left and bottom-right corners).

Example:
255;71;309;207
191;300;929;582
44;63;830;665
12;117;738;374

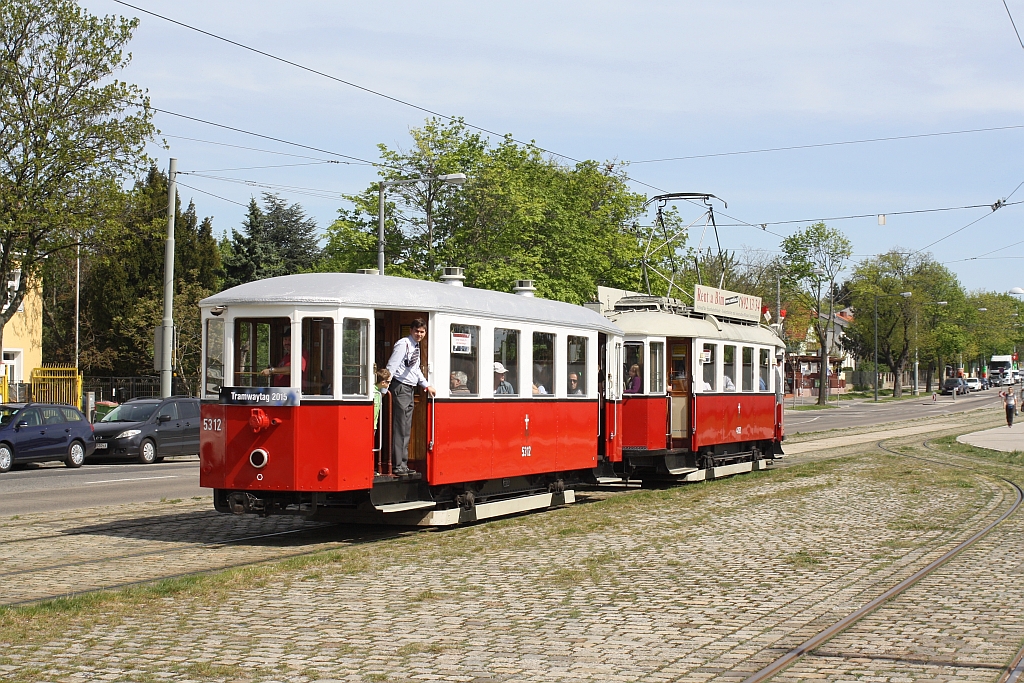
597;333;622;464
374;309;431;479
667;338;692;449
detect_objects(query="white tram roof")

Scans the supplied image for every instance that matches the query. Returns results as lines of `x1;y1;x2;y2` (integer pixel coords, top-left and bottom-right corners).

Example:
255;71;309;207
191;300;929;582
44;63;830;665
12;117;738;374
201;273;623;335
606;309;784;347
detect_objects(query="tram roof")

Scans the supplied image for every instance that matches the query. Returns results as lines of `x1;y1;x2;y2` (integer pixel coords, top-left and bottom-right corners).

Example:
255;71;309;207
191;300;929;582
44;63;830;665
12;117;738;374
201;273;623;334
606;309;784;347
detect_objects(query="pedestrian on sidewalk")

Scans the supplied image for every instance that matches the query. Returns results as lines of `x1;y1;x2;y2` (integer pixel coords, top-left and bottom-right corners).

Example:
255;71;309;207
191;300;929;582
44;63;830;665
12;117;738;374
1002;387;1017;427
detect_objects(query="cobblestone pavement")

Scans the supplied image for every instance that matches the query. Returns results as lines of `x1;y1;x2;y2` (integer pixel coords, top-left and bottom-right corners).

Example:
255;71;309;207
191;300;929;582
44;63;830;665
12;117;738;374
2;409;1022;683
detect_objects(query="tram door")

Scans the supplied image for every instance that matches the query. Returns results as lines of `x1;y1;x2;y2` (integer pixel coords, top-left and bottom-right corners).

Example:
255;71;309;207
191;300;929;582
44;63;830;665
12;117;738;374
374;310;430;473
668;338;691;448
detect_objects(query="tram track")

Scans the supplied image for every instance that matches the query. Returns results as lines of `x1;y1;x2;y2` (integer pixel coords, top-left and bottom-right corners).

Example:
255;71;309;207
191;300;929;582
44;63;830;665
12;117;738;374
0;510;223;546
740;437;1024;683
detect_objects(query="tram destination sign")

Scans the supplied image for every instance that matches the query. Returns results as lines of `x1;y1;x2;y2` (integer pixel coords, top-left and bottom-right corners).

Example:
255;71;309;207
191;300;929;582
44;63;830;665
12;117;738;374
693;285;762;323
220;387;300;406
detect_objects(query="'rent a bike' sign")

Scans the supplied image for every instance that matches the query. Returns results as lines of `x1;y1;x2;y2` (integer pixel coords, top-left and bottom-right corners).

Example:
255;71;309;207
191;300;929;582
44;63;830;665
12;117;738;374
693;285;762;322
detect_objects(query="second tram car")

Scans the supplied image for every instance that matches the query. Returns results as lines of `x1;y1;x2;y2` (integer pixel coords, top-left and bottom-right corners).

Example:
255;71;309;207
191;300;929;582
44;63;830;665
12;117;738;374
596;288;785;482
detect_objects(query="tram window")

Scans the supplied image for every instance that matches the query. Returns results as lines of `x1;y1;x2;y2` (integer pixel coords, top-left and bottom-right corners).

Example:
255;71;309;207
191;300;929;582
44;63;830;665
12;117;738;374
302;317;334;396
567;336;587;396
650;342;665;394
701;343;716;391
494;328;519;396
341;319;369;395
450;324;479;396
671;343;688;391
623;342;644;394
205;318;224;397
533;332;554;396
234;317;290;387
723;345;737;391
759;348;771;391
742;346;754;392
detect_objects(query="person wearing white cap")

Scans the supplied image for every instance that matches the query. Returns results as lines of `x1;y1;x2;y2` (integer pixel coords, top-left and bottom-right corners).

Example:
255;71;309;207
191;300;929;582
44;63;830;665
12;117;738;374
494;362;515;395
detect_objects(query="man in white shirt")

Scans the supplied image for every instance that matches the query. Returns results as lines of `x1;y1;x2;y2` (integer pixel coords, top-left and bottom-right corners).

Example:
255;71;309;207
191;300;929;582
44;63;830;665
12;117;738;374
385;319;436;475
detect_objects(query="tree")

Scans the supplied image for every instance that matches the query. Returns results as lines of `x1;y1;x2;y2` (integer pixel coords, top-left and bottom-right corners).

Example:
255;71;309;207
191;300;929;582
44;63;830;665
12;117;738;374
318;118;648;304
781;223;852;404
222;193;320;288
0;0;154;361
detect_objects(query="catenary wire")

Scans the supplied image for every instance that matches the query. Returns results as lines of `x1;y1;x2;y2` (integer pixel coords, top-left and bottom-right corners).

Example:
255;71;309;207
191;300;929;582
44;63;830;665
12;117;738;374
629;123;1024;164
174;180;250;207
913;180;1024;254
184;161;341;173
177;172;351;200
161;134;341;162
1003;0;1024;51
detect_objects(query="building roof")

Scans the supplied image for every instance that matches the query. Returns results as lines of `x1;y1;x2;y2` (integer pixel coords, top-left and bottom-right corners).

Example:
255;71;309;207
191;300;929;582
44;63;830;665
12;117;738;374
201;273;623;334
605;309;785;347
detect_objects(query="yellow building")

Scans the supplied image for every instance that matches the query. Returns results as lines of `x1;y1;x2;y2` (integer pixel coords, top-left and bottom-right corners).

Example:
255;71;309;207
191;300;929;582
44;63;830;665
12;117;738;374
2;273;43;382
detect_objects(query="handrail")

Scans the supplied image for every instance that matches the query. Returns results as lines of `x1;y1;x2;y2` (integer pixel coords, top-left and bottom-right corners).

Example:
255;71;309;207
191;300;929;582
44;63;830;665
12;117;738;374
427;391;435;452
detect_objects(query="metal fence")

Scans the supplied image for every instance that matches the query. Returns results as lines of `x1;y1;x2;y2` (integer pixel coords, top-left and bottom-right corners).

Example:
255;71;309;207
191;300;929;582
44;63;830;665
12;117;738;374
31;367;82;409
82;376;193;402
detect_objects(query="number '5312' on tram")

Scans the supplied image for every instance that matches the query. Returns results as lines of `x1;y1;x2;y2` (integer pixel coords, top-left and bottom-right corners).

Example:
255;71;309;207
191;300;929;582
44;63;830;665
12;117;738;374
198;272;786;525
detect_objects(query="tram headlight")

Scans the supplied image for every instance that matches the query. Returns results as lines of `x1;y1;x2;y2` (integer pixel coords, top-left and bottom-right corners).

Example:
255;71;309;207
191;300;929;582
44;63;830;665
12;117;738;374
249;448;269;469
116;429;141;439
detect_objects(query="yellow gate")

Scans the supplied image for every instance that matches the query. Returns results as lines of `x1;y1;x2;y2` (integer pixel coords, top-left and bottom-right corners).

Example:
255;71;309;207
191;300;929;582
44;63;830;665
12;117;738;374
31;366;82;409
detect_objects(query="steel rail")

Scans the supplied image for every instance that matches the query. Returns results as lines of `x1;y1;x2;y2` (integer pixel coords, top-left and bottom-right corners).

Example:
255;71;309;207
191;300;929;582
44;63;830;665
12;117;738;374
740;438;1023;683
0;511;223;546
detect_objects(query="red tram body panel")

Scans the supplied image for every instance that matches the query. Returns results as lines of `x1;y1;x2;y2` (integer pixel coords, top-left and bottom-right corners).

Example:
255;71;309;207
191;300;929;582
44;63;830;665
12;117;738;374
691;394;777;450
621;396;668;450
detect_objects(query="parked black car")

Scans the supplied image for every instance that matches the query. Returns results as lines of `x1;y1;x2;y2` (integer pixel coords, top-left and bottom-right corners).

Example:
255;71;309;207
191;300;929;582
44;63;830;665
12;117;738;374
90;396;200;464
0;403;96;473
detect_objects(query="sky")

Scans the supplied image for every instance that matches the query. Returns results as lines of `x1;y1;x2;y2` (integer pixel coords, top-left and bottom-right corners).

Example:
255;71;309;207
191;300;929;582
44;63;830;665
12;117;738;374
86;0;1024;293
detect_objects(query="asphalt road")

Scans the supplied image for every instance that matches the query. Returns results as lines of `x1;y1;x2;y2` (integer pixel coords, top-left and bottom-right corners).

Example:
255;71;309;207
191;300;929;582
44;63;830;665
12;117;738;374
0;457;205;516
785;388;1003;434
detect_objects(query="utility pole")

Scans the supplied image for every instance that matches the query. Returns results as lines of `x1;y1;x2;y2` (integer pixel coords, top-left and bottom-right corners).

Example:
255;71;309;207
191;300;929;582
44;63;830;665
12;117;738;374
160;158;176;398
74;240;80;370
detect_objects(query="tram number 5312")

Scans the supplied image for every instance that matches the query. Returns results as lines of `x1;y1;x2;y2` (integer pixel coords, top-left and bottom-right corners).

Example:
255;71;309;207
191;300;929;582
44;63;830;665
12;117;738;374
203;418;223;432
521;446;532;458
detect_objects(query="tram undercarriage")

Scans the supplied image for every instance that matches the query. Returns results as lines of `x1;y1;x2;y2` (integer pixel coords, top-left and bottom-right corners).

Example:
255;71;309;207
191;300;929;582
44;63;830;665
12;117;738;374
213;471;586;526
597;438;782;483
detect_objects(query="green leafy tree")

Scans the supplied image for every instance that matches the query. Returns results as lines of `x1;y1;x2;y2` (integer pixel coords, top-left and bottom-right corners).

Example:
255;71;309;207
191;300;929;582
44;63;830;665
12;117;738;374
318;118;647;304
781;222;852;404
1;0;154;360
222;193;321;288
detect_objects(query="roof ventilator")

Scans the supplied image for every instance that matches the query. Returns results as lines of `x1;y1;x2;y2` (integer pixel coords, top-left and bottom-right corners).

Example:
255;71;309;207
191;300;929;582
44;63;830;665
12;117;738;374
440;267;465;286
514;279;537;297
356;268;378;275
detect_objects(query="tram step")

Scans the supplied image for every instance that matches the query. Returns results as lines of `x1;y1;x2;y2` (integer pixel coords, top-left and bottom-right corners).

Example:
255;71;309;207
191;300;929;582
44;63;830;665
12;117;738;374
373;500;438;513
667;467;698;476
596;476;626;484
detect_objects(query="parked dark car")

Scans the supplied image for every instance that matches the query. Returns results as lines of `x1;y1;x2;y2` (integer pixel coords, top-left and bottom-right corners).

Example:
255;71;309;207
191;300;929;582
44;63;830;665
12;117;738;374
90;397;200;464
0;403;96;473
941;378;968;396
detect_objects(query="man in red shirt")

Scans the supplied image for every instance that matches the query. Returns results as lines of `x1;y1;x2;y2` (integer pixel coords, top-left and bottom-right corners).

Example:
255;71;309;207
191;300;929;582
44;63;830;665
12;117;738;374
260;328;306;387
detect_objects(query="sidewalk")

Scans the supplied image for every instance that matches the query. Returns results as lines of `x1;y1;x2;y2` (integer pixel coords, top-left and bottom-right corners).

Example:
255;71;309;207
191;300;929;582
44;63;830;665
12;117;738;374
958;423;1024;453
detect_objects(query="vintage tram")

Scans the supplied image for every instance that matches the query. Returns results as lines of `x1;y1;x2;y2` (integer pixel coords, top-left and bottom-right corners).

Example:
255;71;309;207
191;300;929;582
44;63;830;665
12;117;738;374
594;286;785;482
198;273;785;525
199;271;624;524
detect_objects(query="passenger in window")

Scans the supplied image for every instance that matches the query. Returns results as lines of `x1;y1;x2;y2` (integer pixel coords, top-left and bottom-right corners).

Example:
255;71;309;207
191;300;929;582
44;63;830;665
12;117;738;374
568;373;583;395
386;318;436;476
723;373;737;391
624;364;642;394
450;371;471;395
532;364;550;395
260;328;306;387
494;363;515;395
759;375;767;391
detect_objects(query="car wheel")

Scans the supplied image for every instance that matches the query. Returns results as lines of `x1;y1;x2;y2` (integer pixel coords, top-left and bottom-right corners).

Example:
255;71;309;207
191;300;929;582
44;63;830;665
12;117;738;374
138;439;157;465
0;444;11;474
65;440;85;468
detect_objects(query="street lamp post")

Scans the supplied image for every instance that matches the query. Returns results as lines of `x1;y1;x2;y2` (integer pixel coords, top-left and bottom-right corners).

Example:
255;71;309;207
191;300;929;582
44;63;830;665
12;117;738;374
874;291;913;402
377;173;467;275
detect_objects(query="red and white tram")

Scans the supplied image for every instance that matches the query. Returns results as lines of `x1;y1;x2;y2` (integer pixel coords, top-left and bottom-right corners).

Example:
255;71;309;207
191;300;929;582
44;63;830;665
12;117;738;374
199;272;624;524
198;274;786;525
597;287;786;482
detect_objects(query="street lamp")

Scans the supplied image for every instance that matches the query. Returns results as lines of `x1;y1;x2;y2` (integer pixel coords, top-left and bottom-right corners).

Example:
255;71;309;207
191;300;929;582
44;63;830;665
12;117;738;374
377;173;467;275
875;291;913;402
